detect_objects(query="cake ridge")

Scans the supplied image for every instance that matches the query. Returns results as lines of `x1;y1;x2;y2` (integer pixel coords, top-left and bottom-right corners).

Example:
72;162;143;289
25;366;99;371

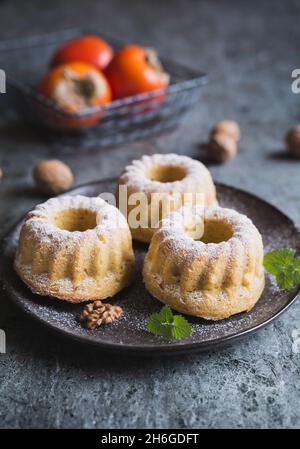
117;153;217;243
143;205;265;320
15;195;135;302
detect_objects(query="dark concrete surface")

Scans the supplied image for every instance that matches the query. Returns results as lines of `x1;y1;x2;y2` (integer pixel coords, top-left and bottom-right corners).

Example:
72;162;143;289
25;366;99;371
0;0;300;429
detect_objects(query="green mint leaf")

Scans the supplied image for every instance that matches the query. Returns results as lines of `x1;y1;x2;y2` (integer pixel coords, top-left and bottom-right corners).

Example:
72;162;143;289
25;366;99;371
146;306;192;340
263;248;295;275
158;305;173;323
263;248;300;289
158;324;174;340
146;311;173;339
147;312;165;334
293;257;300;284
171;315;192;340
276;268;294;289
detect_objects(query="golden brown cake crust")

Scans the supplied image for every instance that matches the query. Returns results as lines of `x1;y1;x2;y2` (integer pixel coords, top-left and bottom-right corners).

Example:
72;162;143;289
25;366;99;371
117;153;217;243
14;195;135;303
143;206;265;320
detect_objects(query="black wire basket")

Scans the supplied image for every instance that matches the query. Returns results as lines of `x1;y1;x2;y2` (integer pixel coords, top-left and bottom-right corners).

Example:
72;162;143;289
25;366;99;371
0;29;207;147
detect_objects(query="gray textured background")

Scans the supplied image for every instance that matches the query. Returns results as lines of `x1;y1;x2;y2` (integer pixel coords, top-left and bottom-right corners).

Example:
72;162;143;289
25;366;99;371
0;0;300;429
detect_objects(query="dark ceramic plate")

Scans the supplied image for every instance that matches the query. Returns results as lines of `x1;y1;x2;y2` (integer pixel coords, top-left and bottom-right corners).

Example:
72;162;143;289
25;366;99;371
1;179;300;355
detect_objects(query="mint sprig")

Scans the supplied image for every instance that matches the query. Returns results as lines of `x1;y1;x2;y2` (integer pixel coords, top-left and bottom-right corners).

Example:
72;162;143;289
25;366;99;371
263;248;300;289
146;305;192;340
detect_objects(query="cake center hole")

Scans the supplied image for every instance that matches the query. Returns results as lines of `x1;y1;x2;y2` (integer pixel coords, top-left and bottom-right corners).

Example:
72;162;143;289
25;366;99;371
146;165;186;183
200;220;233;243
52;208;97;232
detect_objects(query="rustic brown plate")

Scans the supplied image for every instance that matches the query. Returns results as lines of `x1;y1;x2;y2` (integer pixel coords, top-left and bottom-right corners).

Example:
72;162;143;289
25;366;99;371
1;179;300;355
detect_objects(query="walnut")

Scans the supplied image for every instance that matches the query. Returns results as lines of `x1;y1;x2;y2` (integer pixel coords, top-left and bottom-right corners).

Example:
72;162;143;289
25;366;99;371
286;125;300;158
208;132;237;163
80;301;123;330
33;159;74;195
210;120;240;142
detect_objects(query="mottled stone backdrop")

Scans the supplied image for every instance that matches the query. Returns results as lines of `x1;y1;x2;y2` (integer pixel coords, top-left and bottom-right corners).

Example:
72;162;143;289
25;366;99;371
0;0;299;429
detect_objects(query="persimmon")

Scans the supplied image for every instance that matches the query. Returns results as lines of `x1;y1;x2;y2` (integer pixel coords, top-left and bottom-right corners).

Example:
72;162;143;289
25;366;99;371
51;35;113;71
38;61;112;129
105;45;170;100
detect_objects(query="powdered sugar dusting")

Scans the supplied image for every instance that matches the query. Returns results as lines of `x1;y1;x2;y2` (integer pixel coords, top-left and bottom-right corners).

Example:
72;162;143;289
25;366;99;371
14;194;134;302
25;195;128;240
118;153;216;197
155;204;263;258
1;180;299;352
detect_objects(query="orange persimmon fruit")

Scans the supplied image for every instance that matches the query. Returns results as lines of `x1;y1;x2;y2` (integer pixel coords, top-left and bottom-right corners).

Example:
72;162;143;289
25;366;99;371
105;45;170;103
51;35;113;71
38;61;112;129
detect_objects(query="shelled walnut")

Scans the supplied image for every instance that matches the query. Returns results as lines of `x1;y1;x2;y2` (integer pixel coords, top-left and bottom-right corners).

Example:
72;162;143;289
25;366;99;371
80;301;123;330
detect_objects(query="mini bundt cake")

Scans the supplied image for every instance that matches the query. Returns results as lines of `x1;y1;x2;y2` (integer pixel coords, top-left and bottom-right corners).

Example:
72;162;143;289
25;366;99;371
117;153;217;243
143;205;265;320
15;195;135;303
